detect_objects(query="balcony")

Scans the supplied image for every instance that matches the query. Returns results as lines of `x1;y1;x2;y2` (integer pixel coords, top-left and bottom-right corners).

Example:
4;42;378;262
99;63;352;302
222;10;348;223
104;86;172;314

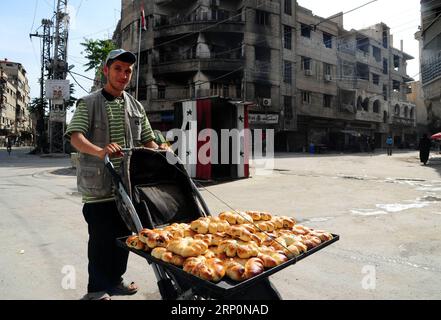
392;116;416;127
153;51;244;75
154;10;244;37
149;87;242;102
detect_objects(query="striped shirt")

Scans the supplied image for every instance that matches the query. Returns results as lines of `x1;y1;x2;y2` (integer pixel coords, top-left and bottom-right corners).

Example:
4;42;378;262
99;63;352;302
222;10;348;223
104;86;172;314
65;94;154;203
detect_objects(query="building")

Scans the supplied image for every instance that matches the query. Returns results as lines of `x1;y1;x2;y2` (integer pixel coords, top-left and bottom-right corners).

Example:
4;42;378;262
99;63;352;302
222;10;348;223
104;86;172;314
407;81;428;139
418;0;441;133
0;59;33;146
116;0;417;151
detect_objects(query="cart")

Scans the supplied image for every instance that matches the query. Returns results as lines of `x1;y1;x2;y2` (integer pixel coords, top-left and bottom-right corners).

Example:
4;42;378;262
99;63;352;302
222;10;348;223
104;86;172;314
106;148;340;300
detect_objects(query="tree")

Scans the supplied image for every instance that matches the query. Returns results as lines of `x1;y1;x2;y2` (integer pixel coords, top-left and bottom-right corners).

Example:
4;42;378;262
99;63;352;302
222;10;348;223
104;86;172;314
28;97;49;154
80;38;116;86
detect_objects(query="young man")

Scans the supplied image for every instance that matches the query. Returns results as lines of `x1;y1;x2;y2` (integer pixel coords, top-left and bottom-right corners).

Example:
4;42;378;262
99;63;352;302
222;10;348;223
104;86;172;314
65;49;161;300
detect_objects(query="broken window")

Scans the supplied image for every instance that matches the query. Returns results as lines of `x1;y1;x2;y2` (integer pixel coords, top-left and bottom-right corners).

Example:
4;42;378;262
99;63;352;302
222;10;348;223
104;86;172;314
255;46;271;61
362;98;369;112
323;33;333;49
256;10;270;26
301;23;311;38
284;95;293;119
255;83;271;99
372;73;380;85
284;0;292;15
356;36;369;53
323;95;332;108
357;96;363;111
284;25;292;50
393;80;401;92
372;46;381;62
383;58;388;74
356;62;369;81
393;55;400;71
284;60;292;84
302;91;311;104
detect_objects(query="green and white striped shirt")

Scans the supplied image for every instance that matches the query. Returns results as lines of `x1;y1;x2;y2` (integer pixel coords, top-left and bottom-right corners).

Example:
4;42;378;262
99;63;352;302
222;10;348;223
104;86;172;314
65;94;154;203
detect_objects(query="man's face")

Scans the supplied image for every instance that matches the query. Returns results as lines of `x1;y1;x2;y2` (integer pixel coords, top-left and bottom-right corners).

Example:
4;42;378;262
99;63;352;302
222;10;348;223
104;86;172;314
104;60;134;93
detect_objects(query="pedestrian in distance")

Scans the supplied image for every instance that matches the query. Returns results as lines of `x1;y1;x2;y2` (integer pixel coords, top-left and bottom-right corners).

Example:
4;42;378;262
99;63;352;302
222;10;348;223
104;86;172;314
418;133;432;165
65;49;168;300
386;136;393;156
6;139;12;156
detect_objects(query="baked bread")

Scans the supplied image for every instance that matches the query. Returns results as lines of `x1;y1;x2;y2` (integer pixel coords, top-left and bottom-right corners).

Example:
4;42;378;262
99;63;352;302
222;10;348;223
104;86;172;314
246;211;272;221
299;234;322;249
151;247;185;266
163;223;195;239
257;247;288;268
126;235;147;251
166;237;208;257
226;225;261;243
183;256;225;282
219;211;253;225
224;257;265;282
217;239;259;259
139;228;173;249
190;217;230;234
271;235;308;258
309;230;333;242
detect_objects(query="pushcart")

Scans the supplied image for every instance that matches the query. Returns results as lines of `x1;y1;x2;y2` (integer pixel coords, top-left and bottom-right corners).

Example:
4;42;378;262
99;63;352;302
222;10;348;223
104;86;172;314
106;148;339;300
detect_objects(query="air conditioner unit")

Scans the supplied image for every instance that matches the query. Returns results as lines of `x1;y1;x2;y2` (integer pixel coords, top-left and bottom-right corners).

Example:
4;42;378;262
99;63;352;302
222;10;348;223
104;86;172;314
305;69;312;76
324;74;332;82
262;98;272;107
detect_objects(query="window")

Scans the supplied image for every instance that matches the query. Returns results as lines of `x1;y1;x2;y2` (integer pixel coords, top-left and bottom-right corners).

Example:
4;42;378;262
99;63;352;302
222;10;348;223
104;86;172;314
255;46;271;61
301;24;311;38
254;83;271;99
324;63;332;76
301;56;311;71
393;55;400;71
302;91;311;104
373;100;381;113
283;96;293;119
158;85;166;99
383;58;388;74
372;46;381;62
362;98;369;112
284;0;292;15
393;80;401;92
404;106;409;118
256;10;270;26
394;104;400;116
284;25;292;50
284;60;292;84
324;95;332;108
383;85;388;100
382;30;388;48
323;33;333;48
372;73;380;85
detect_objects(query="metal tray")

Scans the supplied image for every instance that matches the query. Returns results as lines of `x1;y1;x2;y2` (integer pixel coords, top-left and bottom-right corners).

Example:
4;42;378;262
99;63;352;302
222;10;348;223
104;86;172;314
116;234;339;299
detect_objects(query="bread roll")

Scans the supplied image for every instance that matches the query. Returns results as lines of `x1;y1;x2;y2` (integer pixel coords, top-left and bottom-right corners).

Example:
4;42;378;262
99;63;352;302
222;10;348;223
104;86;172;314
224;257;265;282
226;225;261;243
190;217;230;234
219;211;253;225
126;235;147;251
139;228;173;249
183;256;225;282
166;237;208;257
217;239;259;259
151;247;185;266
246;211;272;221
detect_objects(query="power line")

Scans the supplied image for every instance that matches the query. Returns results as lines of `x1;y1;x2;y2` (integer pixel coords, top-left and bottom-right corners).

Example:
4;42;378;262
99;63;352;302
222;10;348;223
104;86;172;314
68;71;90;94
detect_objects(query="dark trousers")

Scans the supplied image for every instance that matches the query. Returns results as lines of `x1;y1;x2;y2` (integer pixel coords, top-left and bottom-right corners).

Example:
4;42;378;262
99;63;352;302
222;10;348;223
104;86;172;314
387;146;393;156
83;201;130;293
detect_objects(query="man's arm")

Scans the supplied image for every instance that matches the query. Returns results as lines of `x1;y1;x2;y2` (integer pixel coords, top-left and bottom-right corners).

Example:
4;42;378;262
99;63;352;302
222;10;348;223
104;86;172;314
71;132;122;160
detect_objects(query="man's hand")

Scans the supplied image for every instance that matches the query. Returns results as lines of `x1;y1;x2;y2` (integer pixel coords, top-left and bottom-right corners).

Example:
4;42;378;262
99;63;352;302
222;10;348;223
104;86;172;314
98;143;124;160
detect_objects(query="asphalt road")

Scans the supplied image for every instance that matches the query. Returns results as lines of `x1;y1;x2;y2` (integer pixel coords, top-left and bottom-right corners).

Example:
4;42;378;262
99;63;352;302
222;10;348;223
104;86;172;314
1;147;440;300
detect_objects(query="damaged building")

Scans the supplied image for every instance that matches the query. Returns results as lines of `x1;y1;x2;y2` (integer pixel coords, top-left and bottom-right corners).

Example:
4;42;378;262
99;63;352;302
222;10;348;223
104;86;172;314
116;0;416;152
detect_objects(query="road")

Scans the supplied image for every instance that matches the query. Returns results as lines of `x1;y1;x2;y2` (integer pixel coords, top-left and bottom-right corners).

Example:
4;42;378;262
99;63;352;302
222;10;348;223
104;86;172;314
1;147;440;300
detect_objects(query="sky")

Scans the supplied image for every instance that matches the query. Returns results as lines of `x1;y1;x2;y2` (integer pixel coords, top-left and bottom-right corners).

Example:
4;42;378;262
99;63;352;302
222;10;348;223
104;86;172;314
0;0;422;119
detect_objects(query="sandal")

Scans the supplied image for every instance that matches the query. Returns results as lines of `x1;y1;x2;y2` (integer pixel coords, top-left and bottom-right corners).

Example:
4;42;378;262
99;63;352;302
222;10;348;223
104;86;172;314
109;279;138;296
81;291;111;300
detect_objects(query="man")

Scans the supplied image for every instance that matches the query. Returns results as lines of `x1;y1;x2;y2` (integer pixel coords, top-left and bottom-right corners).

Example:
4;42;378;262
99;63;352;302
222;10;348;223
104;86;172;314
65;49;162;300
386;135;393;156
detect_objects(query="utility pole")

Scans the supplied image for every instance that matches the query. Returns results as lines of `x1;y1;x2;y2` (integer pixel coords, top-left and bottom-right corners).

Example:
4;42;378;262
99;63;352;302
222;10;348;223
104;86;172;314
30;19;53;153
49;0;70;154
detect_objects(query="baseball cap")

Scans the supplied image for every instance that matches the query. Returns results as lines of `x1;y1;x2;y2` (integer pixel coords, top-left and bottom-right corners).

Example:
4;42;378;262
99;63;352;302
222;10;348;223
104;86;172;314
105;49;137;65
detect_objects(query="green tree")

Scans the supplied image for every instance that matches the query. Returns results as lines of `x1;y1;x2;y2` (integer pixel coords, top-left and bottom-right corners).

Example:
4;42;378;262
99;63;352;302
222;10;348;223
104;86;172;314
80;38;116;85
